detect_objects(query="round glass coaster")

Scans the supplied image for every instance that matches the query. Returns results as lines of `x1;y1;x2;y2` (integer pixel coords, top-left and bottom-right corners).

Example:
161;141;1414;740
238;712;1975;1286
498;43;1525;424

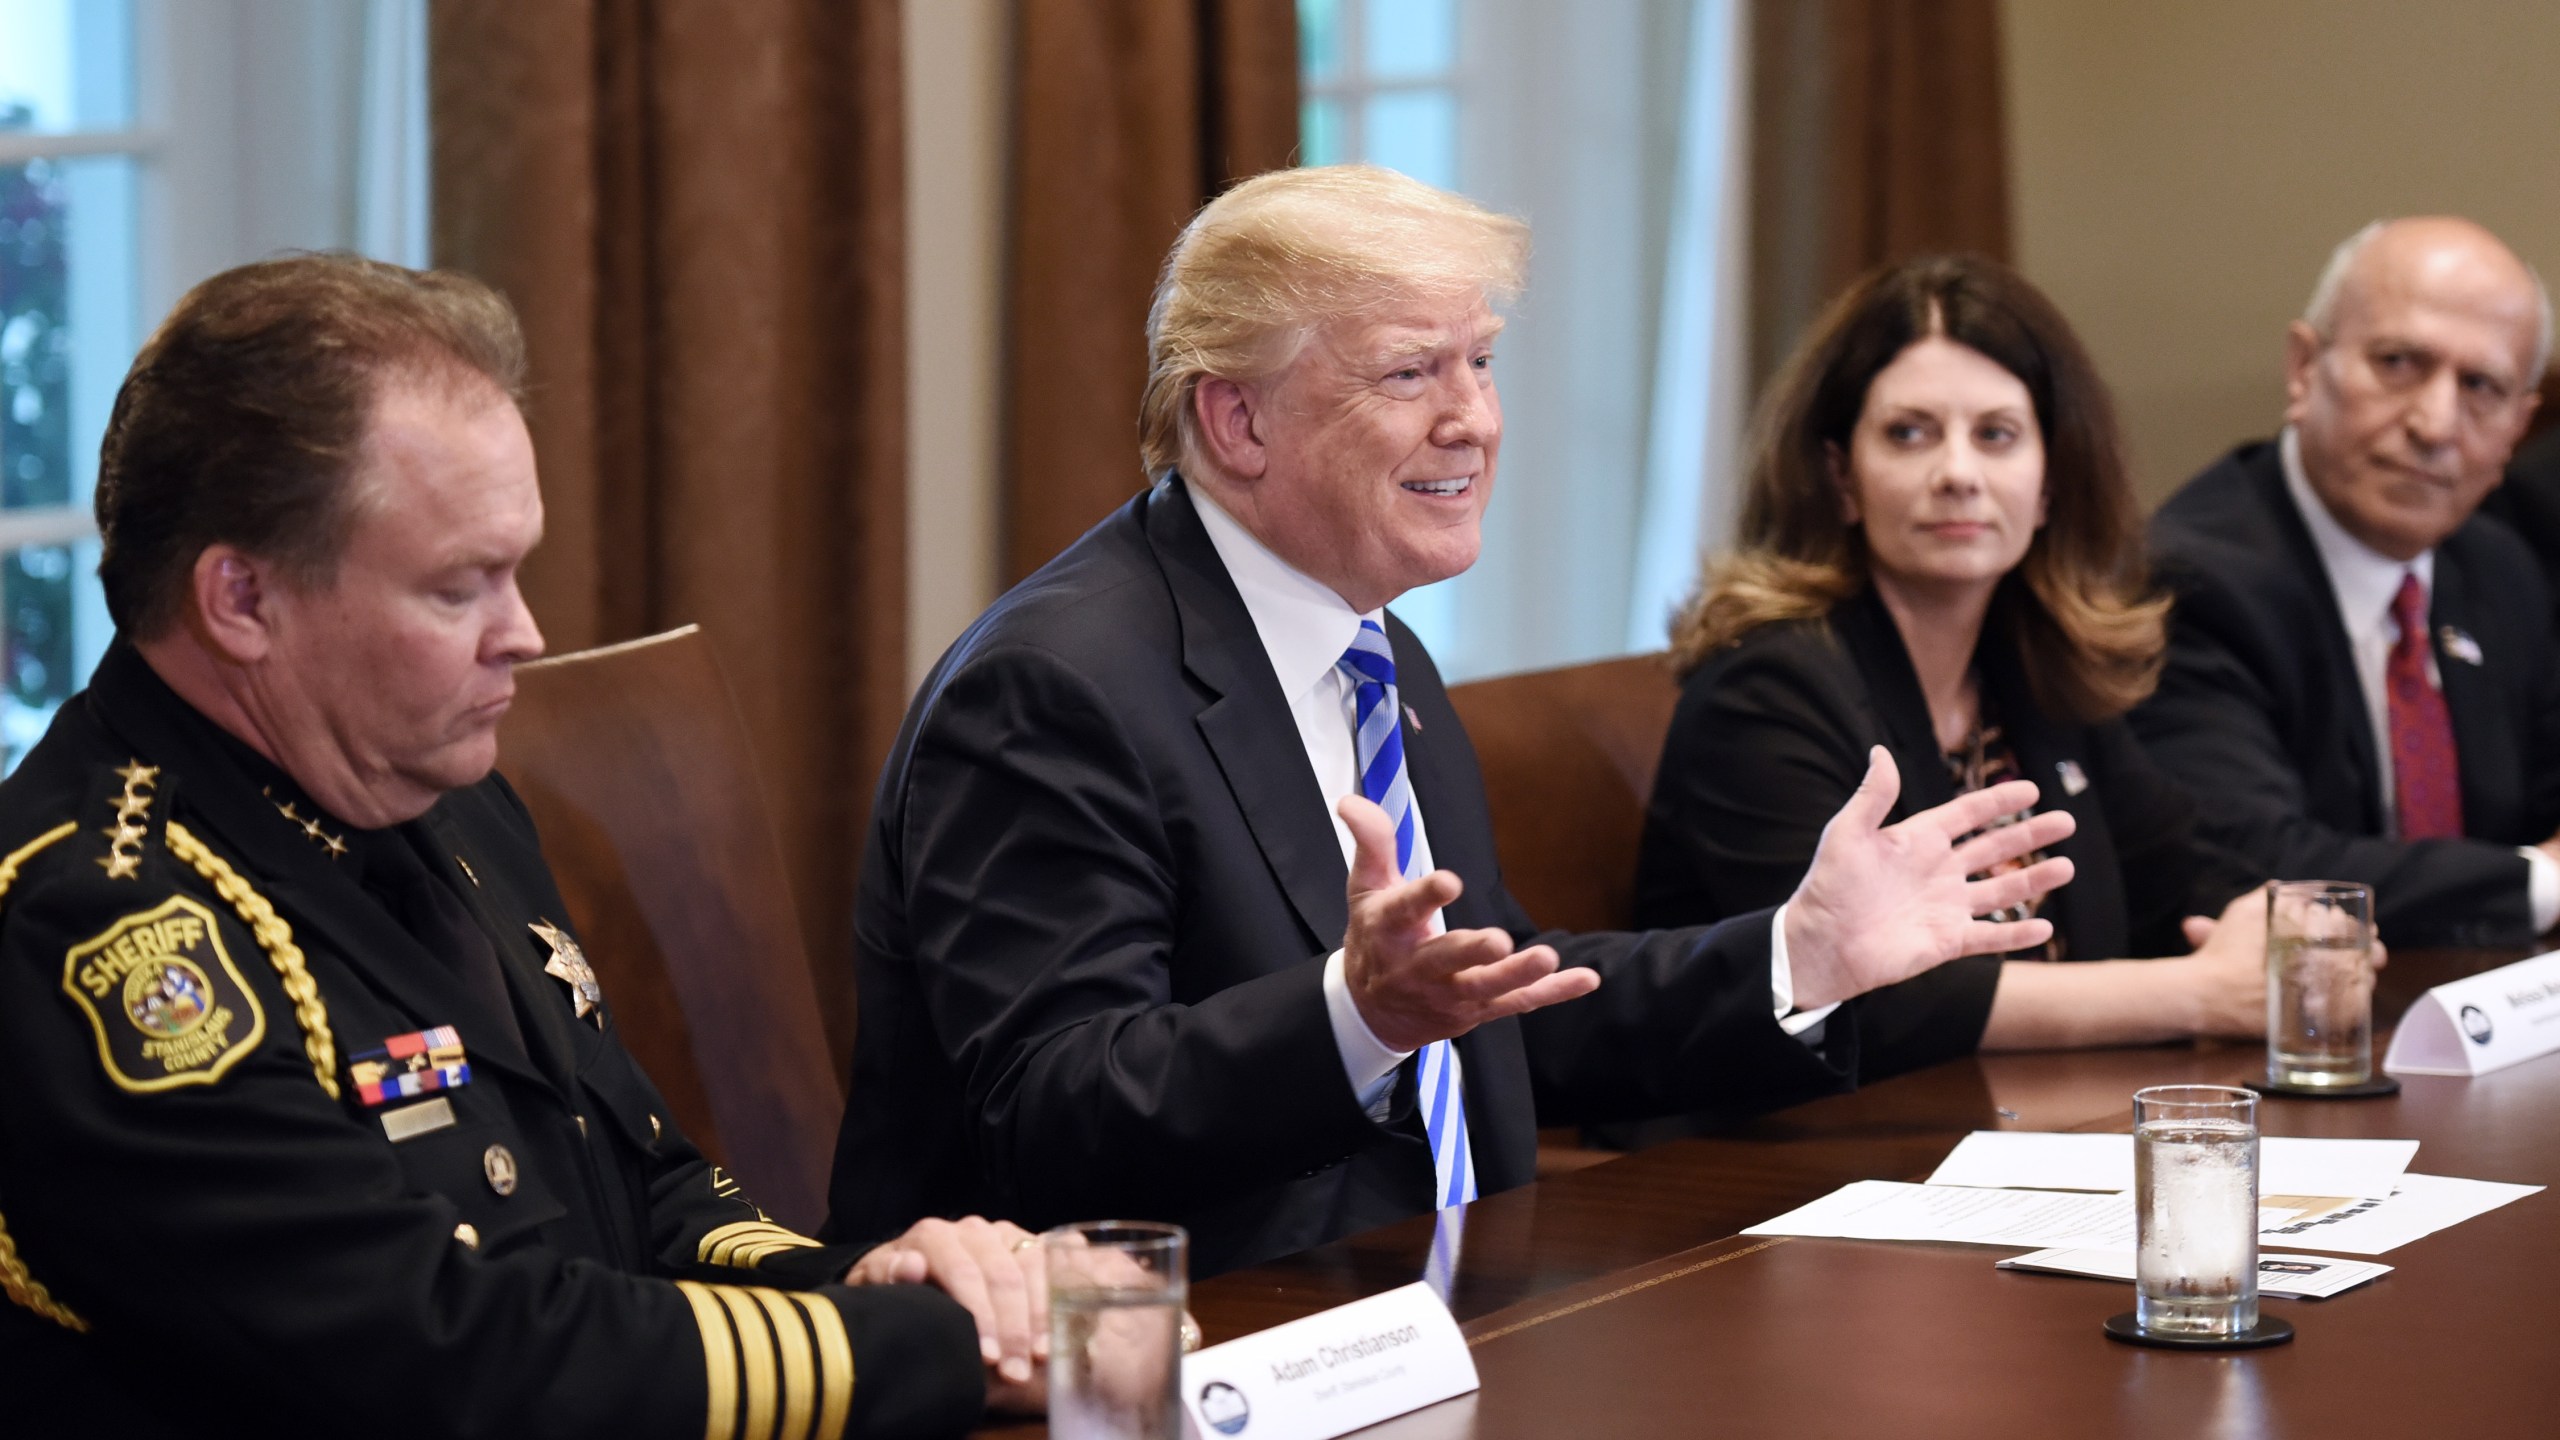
2244;1075;2401;1100
2103;1312;2296;1349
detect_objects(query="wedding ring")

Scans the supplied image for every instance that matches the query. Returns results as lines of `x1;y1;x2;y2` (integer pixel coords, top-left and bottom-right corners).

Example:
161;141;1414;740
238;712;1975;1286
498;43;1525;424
1181;1314;1203;1352
1012;1234;1039;1252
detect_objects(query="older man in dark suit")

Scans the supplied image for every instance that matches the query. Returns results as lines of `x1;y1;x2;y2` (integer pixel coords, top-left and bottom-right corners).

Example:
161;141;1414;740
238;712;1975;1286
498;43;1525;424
2135;217;2560;946
829;165;2078;1277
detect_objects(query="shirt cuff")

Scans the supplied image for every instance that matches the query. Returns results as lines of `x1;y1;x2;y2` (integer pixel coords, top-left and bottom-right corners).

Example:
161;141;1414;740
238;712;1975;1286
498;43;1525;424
1324;948;1411;1112
1769;901;1839;1040
2521;847;2560;933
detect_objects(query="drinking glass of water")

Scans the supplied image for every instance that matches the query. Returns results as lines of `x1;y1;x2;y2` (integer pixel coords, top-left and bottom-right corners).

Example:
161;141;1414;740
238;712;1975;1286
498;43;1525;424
2132;1084;2259;1338
2264;880;2377;1088
1044;1220;1187;1440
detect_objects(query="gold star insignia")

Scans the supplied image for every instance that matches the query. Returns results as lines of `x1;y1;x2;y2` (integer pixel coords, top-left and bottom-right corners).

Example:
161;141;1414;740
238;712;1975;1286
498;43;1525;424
113;762;159;790
530;918;605;1029
323;834;348;858
96;852;141;880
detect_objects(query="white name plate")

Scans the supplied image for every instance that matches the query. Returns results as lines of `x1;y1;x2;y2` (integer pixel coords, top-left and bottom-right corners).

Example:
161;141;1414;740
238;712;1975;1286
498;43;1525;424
2384;948;2560;1077
1179;1281;1478;1440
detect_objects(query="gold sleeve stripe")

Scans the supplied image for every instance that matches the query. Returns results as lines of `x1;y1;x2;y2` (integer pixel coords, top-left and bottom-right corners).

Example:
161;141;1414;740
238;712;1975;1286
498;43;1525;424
0;821;76;908
0;1209;86;1332
751;1288;819;1440
700;1220;823;1268
164;821;339;1098
713;1285;781;1440
731;1240;820;1268
675;1279;741;1440
791;1291;857;1440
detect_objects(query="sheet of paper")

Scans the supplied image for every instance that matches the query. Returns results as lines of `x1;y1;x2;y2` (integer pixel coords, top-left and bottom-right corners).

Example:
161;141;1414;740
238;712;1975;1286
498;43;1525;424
1924;1131;2418;1200
2255;1173;2544;1255
1750;1174;2541;1255
1995;1247;2392;1299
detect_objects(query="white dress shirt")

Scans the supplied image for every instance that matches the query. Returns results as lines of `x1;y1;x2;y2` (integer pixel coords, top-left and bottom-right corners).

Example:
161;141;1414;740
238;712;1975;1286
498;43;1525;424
2278;428;2557;928
1185;486;1826;1114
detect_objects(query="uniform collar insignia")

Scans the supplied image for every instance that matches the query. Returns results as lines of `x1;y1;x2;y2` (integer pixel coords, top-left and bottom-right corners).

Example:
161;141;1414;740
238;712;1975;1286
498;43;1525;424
97;760;160;880
261;788;349;859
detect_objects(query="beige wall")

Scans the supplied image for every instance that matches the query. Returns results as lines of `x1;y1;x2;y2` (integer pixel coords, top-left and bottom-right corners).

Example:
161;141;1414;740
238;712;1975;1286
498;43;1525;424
2003;0;2560;504
903;0;1009;688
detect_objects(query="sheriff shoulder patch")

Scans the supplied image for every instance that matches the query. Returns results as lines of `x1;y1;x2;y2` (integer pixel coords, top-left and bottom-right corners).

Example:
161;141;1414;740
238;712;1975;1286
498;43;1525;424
61;894;267;1093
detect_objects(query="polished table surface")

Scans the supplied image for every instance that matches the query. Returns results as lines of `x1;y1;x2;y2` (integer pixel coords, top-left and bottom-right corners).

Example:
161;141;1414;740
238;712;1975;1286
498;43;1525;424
982;948;2560;1437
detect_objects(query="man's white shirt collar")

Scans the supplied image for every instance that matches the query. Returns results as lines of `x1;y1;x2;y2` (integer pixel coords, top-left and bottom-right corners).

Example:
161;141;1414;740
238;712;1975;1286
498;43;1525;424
2279;426;2433;632
1188;482;1373;705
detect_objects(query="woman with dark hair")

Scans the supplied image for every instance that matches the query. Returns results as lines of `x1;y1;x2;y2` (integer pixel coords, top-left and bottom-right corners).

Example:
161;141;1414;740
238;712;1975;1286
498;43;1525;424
1637;255;2268;1078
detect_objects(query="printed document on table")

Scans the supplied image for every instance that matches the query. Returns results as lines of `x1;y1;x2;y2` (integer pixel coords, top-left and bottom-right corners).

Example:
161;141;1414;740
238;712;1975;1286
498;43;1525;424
1746;1174;2539;1253
1925;1131;2418;1199
1995;1248;2393;1299
2254;1173;2543;1254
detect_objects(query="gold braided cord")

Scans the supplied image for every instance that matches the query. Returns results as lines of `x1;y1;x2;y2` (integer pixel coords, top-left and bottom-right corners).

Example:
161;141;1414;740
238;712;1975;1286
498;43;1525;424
0;822;77;908
0;1212;87;1332
0;824;89;1329
164;822;339;1098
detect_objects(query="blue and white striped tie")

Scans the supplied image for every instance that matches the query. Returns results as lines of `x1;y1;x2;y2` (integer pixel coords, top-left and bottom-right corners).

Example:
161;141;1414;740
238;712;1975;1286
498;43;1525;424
1338;619;1477;1210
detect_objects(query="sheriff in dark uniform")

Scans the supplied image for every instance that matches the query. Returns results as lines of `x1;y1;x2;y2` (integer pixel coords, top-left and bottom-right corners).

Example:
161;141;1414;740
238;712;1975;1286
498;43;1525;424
0;256;1044;1438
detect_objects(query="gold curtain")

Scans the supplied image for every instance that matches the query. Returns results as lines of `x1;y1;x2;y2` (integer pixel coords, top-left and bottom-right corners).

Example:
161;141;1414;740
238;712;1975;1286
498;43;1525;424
1749;0;2014;383
430;0;906;1075
1003;0;1299;582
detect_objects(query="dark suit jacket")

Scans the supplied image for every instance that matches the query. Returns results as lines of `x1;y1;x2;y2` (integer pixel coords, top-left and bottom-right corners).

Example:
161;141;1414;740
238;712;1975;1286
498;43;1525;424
1634;585;2258;1082
0;644;980;1440
827;478;1857;1276
2480;424;2560;628
2132;440;2560;946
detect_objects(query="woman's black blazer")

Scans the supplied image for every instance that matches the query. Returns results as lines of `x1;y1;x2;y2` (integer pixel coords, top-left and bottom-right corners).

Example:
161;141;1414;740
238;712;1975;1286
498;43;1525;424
1634;584;2259;1080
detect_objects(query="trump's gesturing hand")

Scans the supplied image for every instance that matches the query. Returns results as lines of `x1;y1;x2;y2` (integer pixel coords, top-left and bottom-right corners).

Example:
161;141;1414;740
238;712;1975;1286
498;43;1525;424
1339;794;1600;1054
846;1215;1048;1413
1783;747;2078;1010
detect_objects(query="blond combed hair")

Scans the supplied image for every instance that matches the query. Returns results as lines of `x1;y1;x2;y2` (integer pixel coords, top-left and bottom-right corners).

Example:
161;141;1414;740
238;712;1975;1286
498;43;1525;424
1139;163;1530;480
1672;254;2168;725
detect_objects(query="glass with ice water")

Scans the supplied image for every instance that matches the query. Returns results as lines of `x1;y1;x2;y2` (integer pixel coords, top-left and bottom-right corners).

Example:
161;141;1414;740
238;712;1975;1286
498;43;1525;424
2133;1085;2259;1337
2264;880;2377;1088
1044;1220;1186;1439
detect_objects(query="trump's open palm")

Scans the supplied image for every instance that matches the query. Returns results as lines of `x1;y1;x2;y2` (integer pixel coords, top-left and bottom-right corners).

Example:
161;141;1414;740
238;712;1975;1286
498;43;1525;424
1783;746;2078;1010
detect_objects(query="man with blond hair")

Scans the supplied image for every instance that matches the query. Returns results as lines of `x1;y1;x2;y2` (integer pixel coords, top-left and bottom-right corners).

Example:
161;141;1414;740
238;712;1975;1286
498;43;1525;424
829;165;2077;1274
2135;217;2560;946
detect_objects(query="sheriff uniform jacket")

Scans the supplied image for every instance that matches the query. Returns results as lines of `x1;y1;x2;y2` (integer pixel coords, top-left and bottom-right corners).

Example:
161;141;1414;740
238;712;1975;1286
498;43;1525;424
0;642;984;1440
828;477;1859;1278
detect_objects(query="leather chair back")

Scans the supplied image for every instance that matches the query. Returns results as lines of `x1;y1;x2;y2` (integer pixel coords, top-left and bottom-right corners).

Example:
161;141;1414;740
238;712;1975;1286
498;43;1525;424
1445;652;1680;934
497;626;841;1232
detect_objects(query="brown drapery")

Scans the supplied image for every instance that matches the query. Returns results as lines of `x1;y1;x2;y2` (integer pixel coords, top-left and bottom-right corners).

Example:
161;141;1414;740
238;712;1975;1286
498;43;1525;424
1003;0;1299;582
431;0;906;1077
1748;0;2013;384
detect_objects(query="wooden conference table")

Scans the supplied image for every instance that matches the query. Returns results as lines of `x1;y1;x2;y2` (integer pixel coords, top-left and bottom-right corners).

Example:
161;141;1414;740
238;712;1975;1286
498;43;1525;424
979;946;2560;1437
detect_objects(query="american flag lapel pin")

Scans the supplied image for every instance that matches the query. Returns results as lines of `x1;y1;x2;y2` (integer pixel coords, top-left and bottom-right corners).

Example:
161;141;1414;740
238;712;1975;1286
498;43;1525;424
2056;759;2090;796
1405;704;1423;733
2439;626;2484;666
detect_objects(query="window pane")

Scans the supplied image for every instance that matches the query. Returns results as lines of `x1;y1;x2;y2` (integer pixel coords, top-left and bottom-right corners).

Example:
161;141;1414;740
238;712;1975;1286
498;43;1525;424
1363;91;1457;190
1301;98;1344;166
0;0;134;133
1;534;96;771
3;152;135;513
1298;0;1342;85
1365;0;1454;80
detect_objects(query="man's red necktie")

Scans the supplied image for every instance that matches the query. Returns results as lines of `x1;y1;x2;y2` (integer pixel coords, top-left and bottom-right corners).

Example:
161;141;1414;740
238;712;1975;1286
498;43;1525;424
2389;571;2465;840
